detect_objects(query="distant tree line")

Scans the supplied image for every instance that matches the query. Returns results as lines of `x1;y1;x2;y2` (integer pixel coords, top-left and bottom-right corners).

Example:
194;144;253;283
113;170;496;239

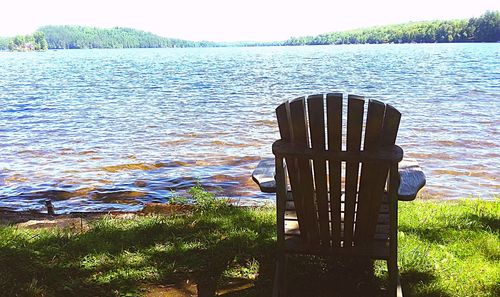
282;11;499;46
37;26;220;49
0;37;9;50
1;32;48;51
0;11;497;51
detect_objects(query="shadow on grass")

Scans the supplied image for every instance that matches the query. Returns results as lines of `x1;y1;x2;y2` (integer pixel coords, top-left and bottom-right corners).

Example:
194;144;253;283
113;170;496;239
0;207;426;297
2;201;497;297
284;257;385;297
400;210;499;244
0;207;276;297
469;213;500;233
220;257;387;297
402;270;452;297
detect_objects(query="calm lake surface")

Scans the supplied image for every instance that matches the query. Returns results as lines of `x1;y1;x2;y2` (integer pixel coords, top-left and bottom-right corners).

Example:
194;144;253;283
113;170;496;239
0;44;498;212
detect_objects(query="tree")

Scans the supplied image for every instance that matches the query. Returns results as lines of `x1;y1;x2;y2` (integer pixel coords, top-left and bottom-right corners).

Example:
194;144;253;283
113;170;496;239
5;32;47;51
474;11;500;42
33;31;48;50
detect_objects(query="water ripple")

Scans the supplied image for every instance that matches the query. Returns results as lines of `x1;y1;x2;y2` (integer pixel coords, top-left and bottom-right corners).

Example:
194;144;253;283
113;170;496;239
0;44;499;212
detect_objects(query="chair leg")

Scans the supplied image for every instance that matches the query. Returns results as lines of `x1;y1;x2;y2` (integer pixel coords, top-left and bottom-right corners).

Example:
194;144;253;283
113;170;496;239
273;253;288;297
397;275;403;297
387;259;403;297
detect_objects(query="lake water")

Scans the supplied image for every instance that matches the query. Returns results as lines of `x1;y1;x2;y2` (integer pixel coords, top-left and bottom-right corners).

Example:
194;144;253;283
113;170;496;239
0;44;498;212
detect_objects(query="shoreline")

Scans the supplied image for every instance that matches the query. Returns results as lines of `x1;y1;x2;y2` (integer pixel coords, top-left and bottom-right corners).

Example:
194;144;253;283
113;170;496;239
0;203;194;228
1;194;490;228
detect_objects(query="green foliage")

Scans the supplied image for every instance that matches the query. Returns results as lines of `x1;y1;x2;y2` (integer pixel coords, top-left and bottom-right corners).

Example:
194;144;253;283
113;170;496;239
38;25;221;49
32;31;48;50
188;185;231;212
167;186;230;212
5;31;48;51
0;37;9;50
167;195;189;205
282;11;499;46
472;10;500;42
2;11;496;51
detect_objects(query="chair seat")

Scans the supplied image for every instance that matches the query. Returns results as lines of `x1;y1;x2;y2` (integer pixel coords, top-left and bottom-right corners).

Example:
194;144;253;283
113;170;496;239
283;236;390;259
283;191;391;259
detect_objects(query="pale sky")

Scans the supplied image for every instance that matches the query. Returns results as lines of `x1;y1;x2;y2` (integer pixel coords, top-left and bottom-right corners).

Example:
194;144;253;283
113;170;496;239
1;0;498;41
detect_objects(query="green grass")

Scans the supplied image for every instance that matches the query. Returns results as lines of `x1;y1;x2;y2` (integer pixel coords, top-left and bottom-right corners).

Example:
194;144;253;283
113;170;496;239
0;198;498;297
397;199;500;297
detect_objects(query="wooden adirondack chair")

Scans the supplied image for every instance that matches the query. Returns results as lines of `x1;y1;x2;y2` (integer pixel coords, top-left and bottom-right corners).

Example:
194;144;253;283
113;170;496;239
268;93;416;297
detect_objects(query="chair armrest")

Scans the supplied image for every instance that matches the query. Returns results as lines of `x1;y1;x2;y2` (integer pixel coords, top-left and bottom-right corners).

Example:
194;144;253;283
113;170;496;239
397;158;426;201
252;158;277;193
252;157;426;201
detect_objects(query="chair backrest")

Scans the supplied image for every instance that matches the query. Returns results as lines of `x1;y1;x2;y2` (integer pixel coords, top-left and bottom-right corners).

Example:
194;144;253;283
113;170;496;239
275;93;401;250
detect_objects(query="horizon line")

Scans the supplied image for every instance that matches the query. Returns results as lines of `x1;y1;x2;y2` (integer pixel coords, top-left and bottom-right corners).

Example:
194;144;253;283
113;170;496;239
2;10;497;43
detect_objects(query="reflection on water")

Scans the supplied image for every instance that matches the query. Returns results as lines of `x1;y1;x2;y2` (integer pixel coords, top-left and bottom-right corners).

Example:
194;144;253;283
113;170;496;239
0;44;499;212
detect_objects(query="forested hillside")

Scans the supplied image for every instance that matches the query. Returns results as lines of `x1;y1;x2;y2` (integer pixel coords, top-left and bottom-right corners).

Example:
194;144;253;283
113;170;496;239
38;26;218;49
282;11;499;45
0;11;498;51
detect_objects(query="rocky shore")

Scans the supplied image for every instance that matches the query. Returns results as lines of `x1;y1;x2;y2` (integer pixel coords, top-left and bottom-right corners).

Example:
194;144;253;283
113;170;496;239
0;203;194;229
